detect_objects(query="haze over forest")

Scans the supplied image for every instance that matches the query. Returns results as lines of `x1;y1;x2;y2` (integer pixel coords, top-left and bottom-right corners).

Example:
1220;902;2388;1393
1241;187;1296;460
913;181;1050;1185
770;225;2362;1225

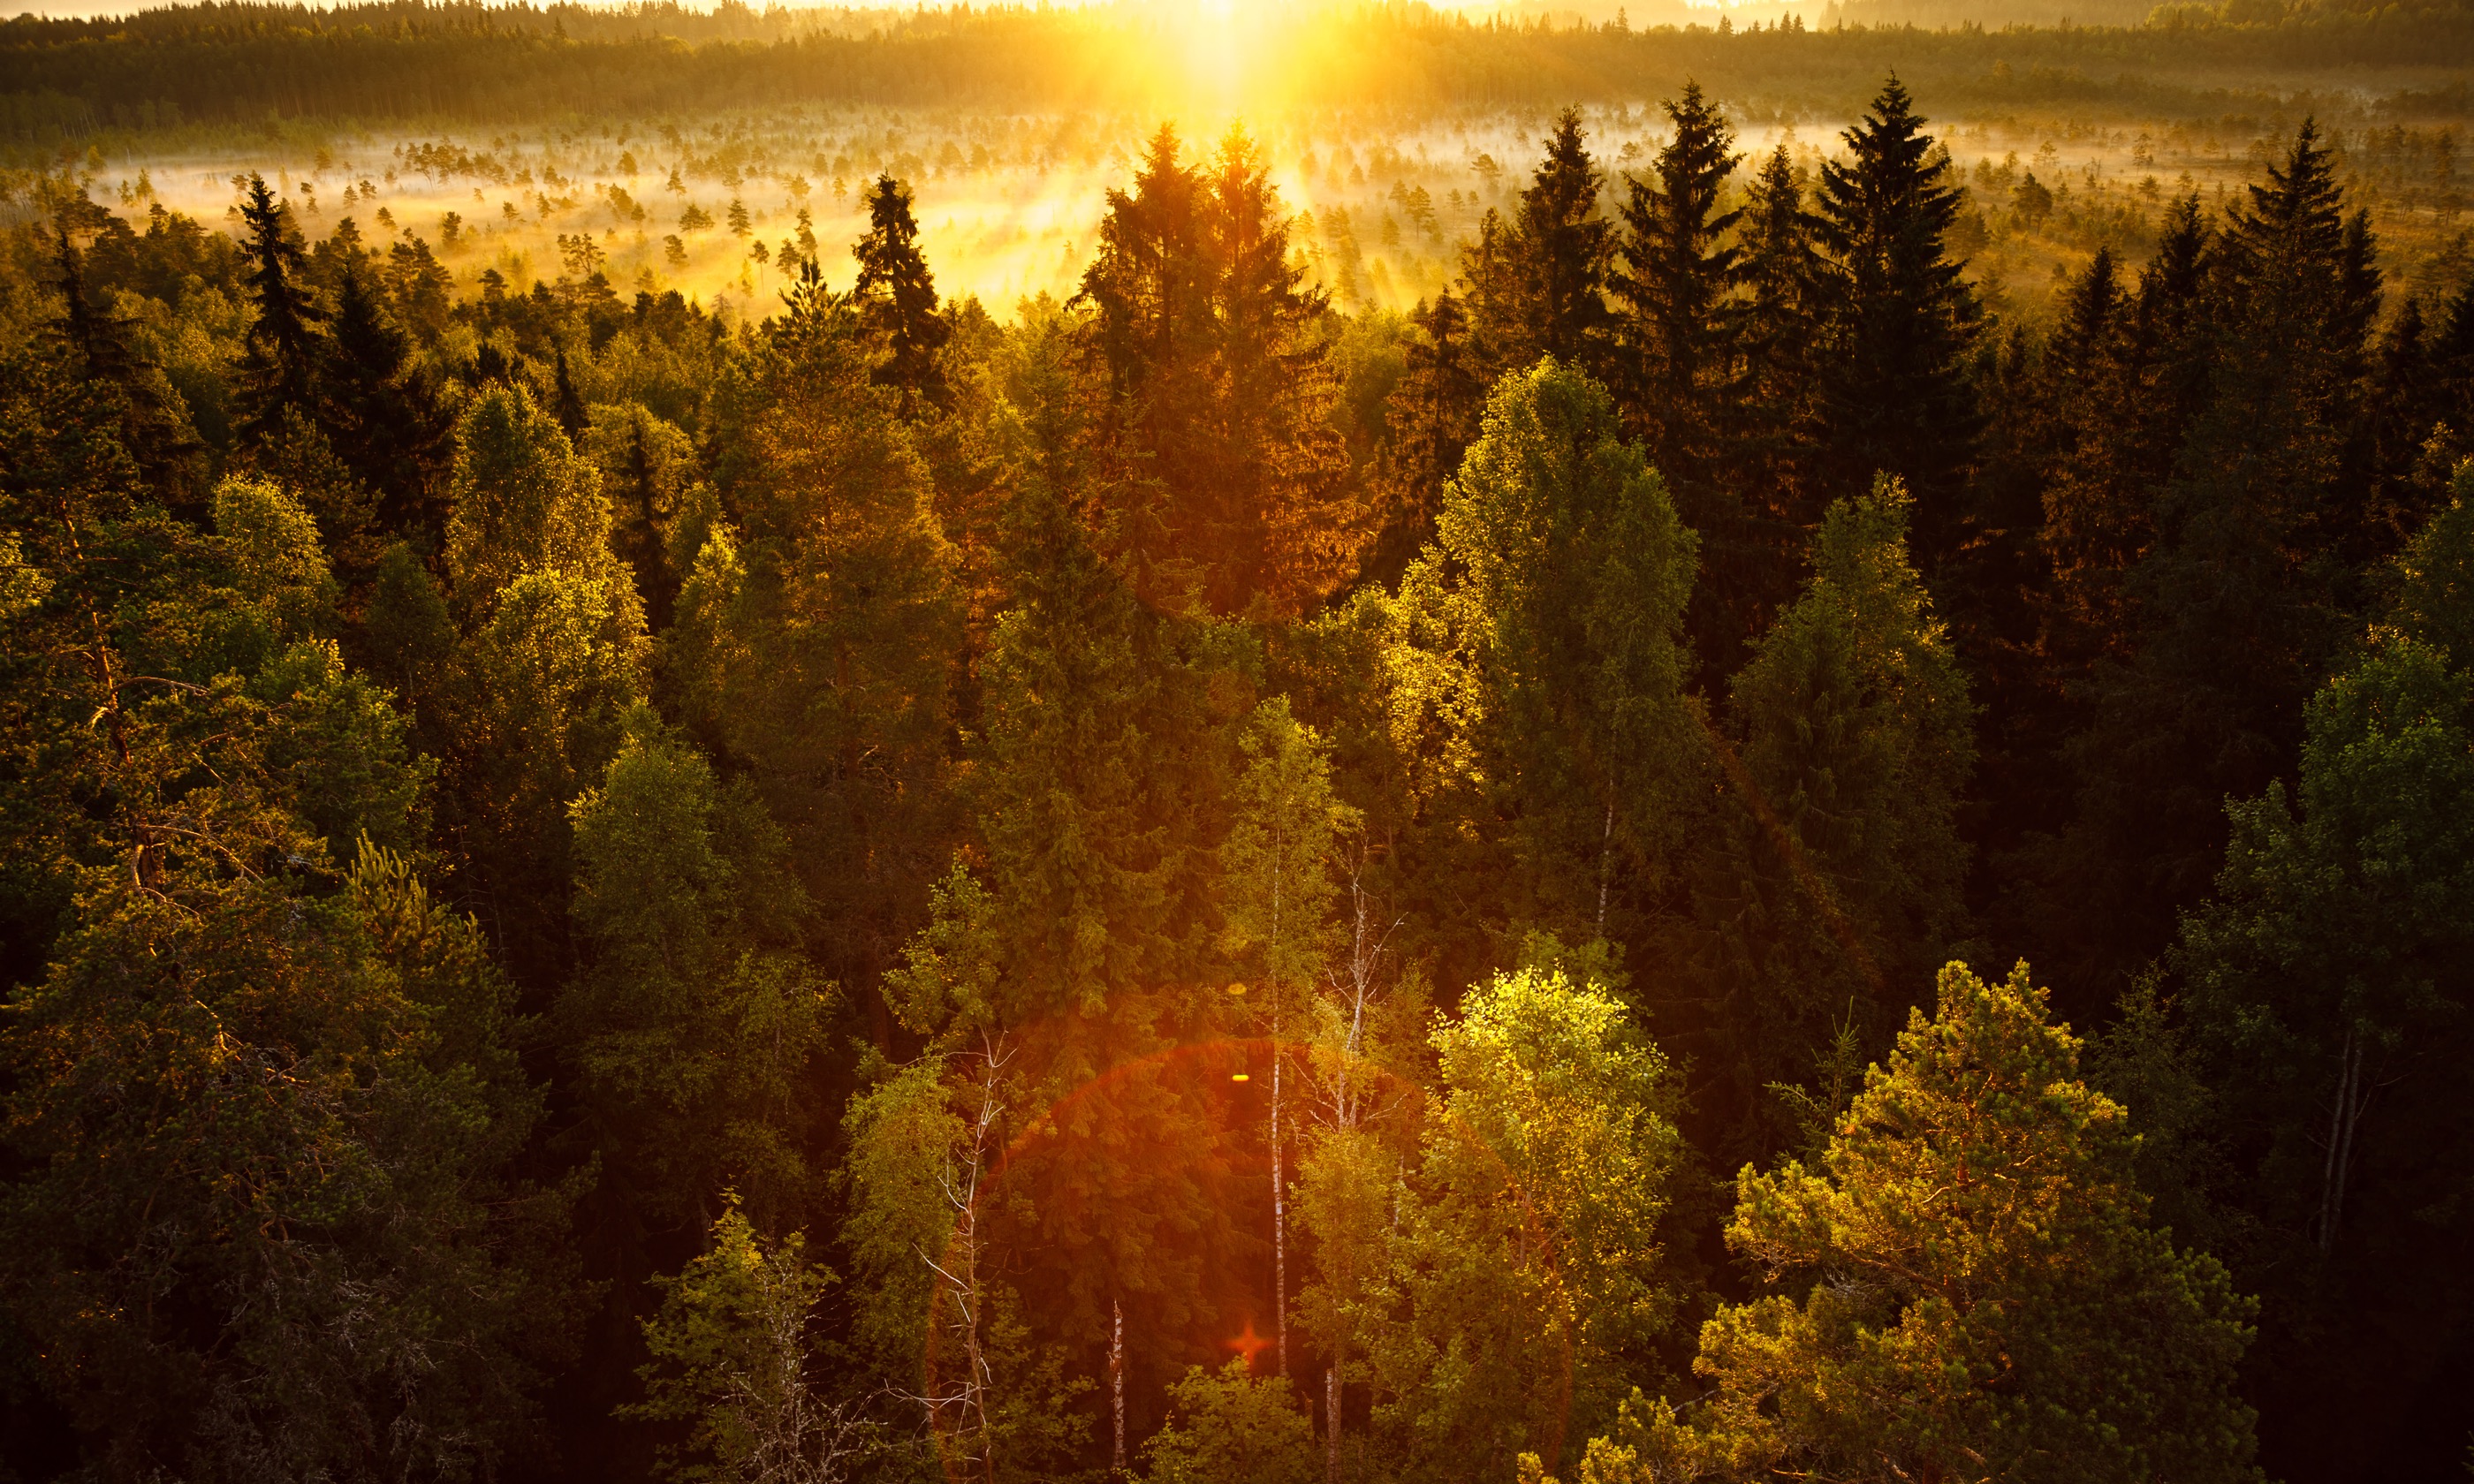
0;3;2470;1483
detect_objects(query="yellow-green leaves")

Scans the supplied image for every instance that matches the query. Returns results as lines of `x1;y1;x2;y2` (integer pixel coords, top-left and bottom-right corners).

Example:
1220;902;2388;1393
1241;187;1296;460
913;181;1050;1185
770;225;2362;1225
1636;962;2260;1484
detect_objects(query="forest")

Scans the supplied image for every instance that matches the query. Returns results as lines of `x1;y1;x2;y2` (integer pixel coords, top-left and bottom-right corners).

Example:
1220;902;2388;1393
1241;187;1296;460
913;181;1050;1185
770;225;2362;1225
3;2;2474;1482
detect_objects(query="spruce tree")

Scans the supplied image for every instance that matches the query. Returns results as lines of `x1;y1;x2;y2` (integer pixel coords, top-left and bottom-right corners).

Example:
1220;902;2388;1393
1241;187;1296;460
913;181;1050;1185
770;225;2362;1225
1616;82;1785;676
1462;107;1620;385
1805;78;1982;556
1732;142;1820;527
1683;477;1974;1156
676;297;963;1046
321;263;451;544
235;173;327;446
1077;125;1362;616
853;173;952;414
1364;289;1484;587
2044;123;2382;996
1613;81;1742;496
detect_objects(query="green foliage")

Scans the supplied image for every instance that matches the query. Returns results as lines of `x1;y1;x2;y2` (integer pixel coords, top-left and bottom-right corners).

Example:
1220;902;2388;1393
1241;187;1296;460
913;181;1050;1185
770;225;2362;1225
1386;356;1701;949
1363;968;1684;1483
1686;476;1976;1149
1805;78;1983;519
0;853;576;1482
1600;962;2258;1484
1142;1360;1317;1484
1462;108;1619;384
1221;696;1357;995
1077;124;1365;617
2391;460;2474;667
561;716;833;1232
686;301;963;1013
2167;492;2474;1460
629;1197;862;1484
444;378;636;610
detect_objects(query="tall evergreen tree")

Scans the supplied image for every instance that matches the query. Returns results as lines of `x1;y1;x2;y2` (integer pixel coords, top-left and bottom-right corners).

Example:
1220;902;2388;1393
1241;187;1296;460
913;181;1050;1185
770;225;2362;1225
854;173;952;414
2040;123;2382;997
1680;477;1975;1157
321;263;451;545
1462;108;1620;386
1613;81;1742;498
677;297;964;1047
1364;289;1484;587
1616;82;1780;675
1077;125;1363;616
234;173;327;446
1804;78;1982;560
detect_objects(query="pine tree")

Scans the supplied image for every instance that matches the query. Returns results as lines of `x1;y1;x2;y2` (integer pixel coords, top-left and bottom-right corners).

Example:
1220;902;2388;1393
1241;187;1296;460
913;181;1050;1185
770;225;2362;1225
1589;962;2261;1484
853;173;952;413
1804;78;1982;556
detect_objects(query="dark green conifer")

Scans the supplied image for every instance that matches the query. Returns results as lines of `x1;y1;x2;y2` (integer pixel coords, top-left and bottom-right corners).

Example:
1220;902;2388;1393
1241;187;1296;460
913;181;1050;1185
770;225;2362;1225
1805;78;1982;553
853;173;952;414
235;173;327;445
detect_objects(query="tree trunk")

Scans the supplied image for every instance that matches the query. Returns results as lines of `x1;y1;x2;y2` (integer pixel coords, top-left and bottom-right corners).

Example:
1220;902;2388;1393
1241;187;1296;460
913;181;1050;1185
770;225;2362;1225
1273;996;1288;1378
1325;1363;1341;1484
1111;1296;1127;1475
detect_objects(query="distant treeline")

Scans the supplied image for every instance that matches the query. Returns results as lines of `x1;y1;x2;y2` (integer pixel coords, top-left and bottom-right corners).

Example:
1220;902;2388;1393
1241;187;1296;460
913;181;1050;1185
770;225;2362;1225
1;0;2470;140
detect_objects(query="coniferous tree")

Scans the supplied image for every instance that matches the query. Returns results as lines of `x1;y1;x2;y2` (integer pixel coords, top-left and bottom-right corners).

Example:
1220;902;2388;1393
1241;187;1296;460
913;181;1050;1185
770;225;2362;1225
1681;477;1974;1156
1078;125;1362;616
681;295;963;1044
1613;82;1742;501
1732;144;1818;517
43;220;205;507
1364;289;1484;586
235;173;326;446
1462;107;1620;386
321;262;451;544
1804;79;1982;559
1616;82;1780;675
1588;962;2260;1484
432;381;648;988
2169;467;2474;1480
2042;123;2381;996
853;173;952;414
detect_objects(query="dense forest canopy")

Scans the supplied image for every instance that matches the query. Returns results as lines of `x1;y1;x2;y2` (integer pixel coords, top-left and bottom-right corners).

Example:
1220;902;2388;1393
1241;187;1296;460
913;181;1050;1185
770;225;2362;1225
4;4;2474;1484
